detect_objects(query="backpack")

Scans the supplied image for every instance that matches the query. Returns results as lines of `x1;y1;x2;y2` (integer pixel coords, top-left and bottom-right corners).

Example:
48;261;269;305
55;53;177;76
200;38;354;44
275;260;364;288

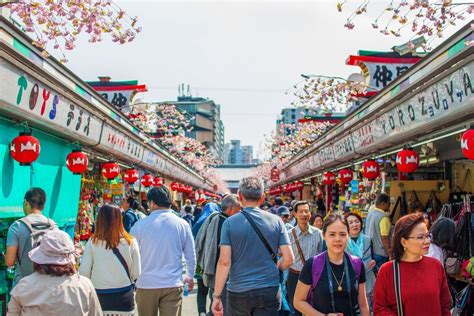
307;251;363;304
17;217;55;278
125;210;140;224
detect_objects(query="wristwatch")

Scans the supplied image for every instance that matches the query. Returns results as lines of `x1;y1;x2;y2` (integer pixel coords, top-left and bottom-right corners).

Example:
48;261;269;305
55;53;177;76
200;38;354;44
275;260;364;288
213;293;222;299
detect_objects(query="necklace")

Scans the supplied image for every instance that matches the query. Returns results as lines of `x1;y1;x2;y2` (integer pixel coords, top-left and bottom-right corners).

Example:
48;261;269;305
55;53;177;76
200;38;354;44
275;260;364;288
328;263;345;292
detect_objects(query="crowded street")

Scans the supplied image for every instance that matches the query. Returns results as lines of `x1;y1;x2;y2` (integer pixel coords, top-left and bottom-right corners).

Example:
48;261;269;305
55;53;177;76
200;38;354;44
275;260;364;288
0;1;474;315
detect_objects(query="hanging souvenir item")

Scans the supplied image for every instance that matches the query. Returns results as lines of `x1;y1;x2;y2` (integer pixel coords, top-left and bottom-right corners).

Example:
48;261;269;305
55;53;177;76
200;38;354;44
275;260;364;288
141;173;154;187
102;162;121;179
66;150;88;174
10;132;41;166
396;149;419;173
124;169;139;184
461;129;474;160
338;169;353;184
362;160;380;179
323;172;336;185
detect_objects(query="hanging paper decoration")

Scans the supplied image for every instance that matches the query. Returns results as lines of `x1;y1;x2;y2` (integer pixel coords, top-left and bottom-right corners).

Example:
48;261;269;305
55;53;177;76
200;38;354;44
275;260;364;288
269;186;283;195
102;162;121;179
124;169;139;184
66;150;88;174
153;177;163;187
295;181;304;191
10;132;41;166
323;172;336;185
170;182;179;191
141;173;154;187
338;169;353;184
362;160;380;179
461;129;474;160
270;167;280;182
396;149;419;173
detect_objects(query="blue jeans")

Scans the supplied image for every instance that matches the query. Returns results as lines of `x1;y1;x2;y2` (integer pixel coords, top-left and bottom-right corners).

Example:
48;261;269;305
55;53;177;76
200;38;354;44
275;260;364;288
227;286;281;316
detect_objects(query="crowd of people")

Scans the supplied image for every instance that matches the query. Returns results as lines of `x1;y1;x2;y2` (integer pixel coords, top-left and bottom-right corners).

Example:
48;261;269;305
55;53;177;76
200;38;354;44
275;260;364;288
3;176;461;315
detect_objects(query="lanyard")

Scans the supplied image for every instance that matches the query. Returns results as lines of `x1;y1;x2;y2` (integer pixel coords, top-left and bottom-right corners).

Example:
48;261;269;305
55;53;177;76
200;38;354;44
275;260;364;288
325;254;353;315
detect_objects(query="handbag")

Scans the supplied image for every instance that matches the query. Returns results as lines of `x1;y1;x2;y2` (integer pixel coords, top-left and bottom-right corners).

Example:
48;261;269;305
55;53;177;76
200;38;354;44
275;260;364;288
393;260;403;316
445;257;461;276
425;191;442;222
390;192;408;223
241;211;278;264
291;229;305;265
112;248;135;288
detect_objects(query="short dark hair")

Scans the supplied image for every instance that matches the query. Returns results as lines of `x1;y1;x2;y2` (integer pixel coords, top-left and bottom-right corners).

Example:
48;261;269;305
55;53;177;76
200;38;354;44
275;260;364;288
345;212;364;230
34;263;76;276
309;213;323;226
24;187;46;210
126;196;139;210
375;193;389;207
184;205;193;214
392;213;426;262
322;213;349;235
147;186;172;208
430;217;455;250
294;200;309;213
274;197;283;206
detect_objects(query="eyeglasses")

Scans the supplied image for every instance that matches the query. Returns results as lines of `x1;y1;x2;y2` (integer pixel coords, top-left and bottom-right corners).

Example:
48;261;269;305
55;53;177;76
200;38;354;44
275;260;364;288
407;233;432;241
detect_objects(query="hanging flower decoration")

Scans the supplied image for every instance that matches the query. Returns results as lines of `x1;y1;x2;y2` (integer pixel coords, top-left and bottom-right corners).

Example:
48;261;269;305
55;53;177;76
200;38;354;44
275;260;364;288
5;0;141;62
337;1;474;48
290;75;368;113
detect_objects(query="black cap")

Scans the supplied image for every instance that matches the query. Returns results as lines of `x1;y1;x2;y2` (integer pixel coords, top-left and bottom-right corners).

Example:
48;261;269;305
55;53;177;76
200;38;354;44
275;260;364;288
147;186;172;208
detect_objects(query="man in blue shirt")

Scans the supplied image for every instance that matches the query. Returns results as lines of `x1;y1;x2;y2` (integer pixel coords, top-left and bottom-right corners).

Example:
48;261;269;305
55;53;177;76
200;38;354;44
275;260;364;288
212;177;294;316
131;186;196;316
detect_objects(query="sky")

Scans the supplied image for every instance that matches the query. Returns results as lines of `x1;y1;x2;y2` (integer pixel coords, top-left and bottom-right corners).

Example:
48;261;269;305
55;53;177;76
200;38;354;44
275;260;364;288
64;0;469;161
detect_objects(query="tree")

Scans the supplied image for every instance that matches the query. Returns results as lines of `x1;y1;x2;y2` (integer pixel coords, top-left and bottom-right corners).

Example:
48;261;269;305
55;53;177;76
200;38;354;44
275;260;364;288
3;0;141;62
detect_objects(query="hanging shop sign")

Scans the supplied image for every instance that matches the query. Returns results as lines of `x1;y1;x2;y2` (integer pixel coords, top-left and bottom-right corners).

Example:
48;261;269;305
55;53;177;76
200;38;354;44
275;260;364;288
353;62;474;154
10;132;40;165
350;180;359;193
111;183;124;195
332;135;355;162
0;61;102;145
98;124;144;163
319;146;335;166
461;129;474;160
66;150;88;174
396;148;419;173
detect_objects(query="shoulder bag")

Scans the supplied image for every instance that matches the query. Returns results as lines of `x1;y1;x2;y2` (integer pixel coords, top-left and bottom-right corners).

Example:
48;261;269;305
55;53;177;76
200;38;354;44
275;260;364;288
393;260;404;316
112;248;134;287
291;229;305;265
241;211;277;264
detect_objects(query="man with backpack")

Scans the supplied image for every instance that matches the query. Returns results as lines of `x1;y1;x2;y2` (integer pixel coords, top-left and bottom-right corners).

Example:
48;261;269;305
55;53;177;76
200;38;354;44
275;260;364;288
211;177;294;316
122;196;140;233
5;187;57;285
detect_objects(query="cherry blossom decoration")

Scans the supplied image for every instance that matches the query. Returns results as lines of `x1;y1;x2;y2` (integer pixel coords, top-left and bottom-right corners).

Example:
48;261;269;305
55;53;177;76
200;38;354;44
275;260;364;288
337;1;474;49
4;0;142;62
290;75;368;113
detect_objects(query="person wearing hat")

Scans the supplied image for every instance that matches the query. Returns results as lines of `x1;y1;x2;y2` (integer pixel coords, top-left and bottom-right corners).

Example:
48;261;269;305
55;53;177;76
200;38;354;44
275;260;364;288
130;186;196;316
278;206;294;231
7;230;102;316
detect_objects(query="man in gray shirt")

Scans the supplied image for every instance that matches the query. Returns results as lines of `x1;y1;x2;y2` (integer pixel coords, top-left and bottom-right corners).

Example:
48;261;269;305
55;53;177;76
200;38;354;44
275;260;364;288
211;177;294;316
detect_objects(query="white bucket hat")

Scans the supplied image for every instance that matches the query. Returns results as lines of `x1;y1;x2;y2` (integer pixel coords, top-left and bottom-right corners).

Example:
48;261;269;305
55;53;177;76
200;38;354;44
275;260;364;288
28;230;75;265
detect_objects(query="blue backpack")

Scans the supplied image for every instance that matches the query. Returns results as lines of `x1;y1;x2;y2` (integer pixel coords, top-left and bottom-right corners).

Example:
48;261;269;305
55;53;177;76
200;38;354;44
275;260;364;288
307;251;363;304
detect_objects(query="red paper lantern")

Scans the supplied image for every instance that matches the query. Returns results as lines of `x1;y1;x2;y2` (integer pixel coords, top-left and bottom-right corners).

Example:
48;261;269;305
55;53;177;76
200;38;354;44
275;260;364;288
141;173;154;187
153;177;163;187
338;169;353;184
295;181;304;190
102;162;121;179
396;149;419;173
170;182;179;191
362;160;380;180
323;172;336;185
66;150;88;174
461;129;474;160
124;169;139;184
270;167;280;182
10;132;41;166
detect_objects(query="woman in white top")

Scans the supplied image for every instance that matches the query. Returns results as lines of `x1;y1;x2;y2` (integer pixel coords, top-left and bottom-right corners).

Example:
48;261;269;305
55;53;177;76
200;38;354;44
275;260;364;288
427;217;455;265
79;204;141;316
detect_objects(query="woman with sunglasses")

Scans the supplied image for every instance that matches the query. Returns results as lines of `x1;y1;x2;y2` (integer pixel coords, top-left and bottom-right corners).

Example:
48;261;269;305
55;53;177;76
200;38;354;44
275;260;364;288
373;213;451;316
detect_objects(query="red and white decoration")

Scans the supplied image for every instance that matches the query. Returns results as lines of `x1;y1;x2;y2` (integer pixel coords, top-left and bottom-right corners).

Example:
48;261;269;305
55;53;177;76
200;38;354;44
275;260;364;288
153;177;163;187
102;162;121;179
66;150;88;174
362;160;380;180
396;149;419;173
141;173;154;187
270;167;280;182
323;172;336;185
338;169;353;184
124;169;139;184
269;186;283;196
284;181;304;193
10;133;41;166
461;129;474;160
170;182;179;191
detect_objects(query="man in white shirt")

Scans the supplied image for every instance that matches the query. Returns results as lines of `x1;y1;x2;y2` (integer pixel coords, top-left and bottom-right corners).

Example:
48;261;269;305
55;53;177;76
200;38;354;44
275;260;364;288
131;186;196;316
